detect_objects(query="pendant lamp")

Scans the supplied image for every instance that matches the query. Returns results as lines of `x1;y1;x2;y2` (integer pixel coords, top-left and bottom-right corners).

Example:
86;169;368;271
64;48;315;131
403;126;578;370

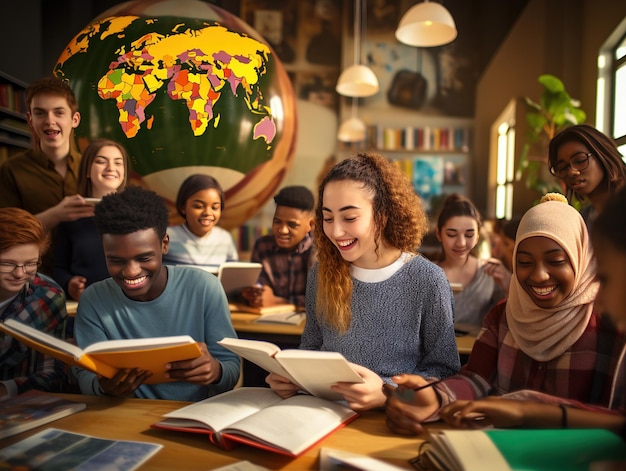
395;0;457;48
336;0;379;97
338;99;366;142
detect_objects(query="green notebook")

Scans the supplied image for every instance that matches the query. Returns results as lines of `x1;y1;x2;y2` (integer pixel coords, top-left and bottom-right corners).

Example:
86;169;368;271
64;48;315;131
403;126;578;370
424;428;626;471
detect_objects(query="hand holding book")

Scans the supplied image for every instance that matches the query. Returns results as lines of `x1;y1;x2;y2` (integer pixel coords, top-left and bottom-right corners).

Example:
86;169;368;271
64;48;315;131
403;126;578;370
0;318;202;384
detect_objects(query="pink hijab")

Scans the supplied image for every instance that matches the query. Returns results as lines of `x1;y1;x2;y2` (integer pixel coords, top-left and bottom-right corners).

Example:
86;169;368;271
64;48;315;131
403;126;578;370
505;200;598;361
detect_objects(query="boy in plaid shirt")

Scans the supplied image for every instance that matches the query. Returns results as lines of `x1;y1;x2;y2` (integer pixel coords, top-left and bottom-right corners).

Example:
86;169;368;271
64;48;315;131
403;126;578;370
242;186;316;310
0;208;71;398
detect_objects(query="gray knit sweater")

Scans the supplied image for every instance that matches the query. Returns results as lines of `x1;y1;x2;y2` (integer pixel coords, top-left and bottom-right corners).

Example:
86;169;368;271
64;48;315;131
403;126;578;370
302;255;461;383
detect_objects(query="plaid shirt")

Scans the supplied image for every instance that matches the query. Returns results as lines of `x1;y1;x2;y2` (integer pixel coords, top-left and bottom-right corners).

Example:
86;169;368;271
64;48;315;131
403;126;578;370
250;233;316;308
435;300;624;408
0;274;72;396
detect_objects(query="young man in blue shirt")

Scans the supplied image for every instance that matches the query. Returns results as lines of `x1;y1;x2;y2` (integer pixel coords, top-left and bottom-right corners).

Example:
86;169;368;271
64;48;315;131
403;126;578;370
73;186;240;401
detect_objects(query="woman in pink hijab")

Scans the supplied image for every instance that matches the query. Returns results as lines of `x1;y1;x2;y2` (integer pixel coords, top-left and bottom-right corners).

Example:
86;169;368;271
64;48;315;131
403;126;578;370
384;195;624;435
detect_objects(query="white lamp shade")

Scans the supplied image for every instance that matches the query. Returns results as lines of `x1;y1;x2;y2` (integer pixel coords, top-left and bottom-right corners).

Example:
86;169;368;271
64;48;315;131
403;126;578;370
336;64;379;98
395;1;457;47
337;117;367;142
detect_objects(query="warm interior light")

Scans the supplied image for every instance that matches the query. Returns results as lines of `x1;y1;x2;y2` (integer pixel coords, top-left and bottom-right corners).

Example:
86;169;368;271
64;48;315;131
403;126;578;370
395;1;457;48
337;117;367;142
336;0;379;97
336;64;379;98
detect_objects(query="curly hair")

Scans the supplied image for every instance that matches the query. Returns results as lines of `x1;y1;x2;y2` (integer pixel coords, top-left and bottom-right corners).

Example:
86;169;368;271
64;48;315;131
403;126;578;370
26;76;78;114
0;207;50;255
175;174;225;218
94;186;169;239
548;124;626;207
314;152;429;332
77;139;129;197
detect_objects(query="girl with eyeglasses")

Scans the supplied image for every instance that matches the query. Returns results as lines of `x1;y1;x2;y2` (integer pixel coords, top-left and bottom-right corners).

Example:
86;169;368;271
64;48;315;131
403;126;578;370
548;124;626;227
0;207;72;398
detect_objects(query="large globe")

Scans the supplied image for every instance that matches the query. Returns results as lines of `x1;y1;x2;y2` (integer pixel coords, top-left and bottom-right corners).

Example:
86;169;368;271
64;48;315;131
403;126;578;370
54;0;297;229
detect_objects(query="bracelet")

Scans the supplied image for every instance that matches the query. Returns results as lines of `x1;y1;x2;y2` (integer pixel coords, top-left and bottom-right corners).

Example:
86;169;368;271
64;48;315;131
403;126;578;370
559;403;568;428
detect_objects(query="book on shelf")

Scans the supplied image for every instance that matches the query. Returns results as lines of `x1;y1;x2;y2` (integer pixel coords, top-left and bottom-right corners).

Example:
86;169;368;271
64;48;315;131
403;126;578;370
0;318;202;384
152;387;358;457
422;428;626;471
0;390;86;439
217;337;363;401
228;302;298;315
0;428;162;471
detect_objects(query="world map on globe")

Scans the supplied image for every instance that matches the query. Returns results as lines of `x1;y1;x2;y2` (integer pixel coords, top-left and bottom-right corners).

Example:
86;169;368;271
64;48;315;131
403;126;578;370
53;4;296;229
92;19;275;143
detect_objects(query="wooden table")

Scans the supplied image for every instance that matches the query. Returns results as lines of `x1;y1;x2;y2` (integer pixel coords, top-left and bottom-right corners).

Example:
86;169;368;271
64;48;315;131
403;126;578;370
231;311;476;356
0;394;424;470
66;303;475;357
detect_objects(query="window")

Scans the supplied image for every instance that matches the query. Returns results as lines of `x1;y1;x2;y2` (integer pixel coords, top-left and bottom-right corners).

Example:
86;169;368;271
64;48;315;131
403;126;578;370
491;99;517;220
597;16;626;156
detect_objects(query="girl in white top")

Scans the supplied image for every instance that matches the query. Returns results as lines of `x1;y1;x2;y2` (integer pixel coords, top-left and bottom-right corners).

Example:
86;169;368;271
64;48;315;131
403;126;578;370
435;193;510;327
163;174;238;268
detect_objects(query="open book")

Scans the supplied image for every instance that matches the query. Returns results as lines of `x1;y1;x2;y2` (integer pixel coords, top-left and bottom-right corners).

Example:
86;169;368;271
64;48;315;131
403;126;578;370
0;390;86;439
217;337;363;401
0;318;202;384
152;387;358;457
422;428;626;471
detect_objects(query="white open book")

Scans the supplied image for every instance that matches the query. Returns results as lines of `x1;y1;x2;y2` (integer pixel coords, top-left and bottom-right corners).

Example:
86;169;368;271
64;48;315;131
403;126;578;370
152;387;358;457
217;338;363;401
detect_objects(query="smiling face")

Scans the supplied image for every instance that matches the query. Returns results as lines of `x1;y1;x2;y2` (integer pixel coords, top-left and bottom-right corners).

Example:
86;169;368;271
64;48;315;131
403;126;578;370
555;140;605;199
89;145;126;197
322;180;383;269
272;206;313;251
27;93;80;157
102;229;169;302
0;244;39;302
515;236;575;308
182;188;222;238
436;215;479;261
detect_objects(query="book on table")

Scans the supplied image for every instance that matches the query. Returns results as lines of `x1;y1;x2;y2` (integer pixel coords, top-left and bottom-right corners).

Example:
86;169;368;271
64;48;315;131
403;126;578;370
422;428;626;471
228;302;298;315
0;390;86;439
217;337;364;401
0;318;202;384
152;387;358;457
0;428;162;470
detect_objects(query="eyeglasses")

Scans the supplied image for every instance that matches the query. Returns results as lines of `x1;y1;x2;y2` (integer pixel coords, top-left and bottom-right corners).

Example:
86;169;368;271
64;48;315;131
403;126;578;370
0;261;40;275
550;152;593;178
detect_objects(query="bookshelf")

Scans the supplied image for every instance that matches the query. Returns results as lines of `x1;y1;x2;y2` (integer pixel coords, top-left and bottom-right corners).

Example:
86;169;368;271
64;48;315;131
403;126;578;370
338;122;471;214
0;71;30;166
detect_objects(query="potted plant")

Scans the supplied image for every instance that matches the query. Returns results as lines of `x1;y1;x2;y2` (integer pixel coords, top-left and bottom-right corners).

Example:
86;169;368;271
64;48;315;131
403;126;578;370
517;74;587;195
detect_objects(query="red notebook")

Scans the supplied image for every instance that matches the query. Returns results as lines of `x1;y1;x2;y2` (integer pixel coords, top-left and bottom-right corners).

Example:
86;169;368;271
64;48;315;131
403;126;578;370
152;387;358;457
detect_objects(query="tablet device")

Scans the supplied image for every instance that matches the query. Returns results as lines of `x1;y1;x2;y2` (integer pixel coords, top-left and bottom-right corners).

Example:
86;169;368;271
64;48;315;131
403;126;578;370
217;262;262;300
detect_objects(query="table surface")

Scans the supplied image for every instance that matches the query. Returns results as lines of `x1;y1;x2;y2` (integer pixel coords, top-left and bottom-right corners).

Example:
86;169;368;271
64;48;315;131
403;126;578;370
65;302;476;355
0;393;426;470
